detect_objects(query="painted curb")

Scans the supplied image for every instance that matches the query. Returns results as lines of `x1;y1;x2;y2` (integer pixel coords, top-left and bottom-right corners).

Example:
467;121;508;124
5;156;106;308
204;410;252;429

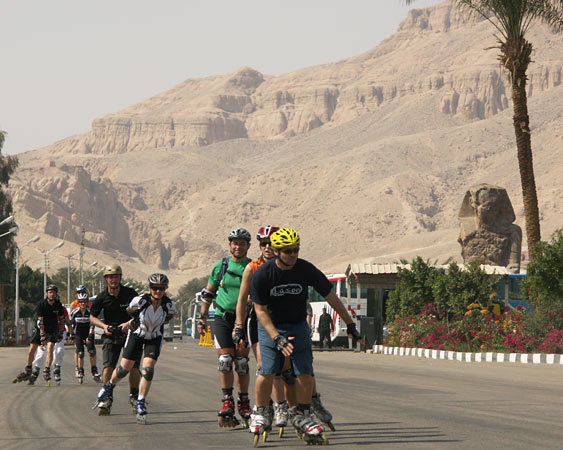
373;345;562;365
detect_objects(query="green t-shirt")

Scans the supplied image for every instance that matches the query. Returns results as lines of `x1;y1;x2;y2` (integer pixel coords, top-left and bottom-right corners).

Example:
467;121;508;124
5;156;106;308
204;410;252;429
208;257;251;316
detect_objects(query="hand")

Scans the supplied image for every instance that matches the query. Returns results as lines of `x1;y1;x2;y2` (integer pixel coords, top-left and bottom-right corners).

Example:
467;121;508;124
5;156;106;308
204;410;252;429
119;321;130;333
103;324;112;336
273;335;294;357
346;322;364;345
232;327;246;346
197;320;206;335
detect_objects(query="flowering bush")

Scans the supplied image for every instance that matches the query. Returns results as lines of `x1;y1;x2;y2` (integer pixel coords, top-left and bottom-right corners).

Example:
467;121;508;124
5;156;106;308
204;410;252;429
384;302;563;353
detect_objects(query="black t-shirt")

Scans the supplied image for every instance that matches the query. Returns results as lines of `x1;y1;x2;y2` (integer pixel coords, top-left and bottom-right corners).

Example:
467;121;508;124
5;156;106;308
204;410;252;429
70;307;93;336
90;285;138;327
250;258;332;325
36;299;65;332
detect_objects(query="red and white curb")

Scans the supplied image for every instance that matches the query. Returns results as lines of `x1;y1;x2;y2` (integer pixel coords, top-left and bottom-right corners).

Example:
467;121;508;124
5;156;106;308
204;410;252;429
371;345;563;364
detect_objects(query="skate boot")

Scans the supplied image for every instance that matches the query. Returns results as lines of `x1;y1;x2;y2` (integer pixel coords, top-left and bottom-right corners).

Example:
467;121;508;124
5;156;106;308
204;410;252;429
28;367;40;385
92;366;102;383
274;400;289;438
75;367;80;378
43;367;51;386
218;395;239;428
135;398;147;424
249;406;272;448
237;395;252;429
54;365;62;385
311;393;335;431
12;365;32;383
93;383;114;415
291;408;328;445
129;392;139;413
77;368;84;384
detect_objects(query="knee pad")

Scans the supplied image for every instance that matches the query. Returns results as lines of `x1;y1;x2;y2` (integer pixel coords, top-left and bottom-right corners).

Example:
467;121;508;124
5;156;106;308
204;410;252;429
281;368;296;386
77;351;84;359
234;356;249;375
141;366;154;381
116;365;129;379
88;348;96;357
218;354;233;373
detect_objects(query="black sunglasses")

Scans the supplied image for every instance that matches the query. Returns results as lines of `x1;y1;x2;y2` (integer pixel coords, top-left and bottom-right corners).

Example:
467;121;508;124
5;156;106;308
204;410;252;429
280;247;299;255
259;241;271;247
150;285;167;291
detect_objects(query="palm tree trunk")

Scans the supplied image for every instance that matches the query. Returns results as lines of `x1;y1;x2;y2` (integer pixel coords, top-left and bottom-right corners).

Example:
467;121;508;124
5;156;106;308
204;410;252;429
509;40;541;261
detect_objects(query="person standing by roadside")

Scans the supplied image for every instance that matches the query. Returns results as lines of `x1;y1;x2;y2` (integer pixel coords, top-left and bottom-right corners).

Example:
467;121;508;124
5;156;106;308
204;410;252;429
90;264;140;414
317;307;334;349
198;228;252;428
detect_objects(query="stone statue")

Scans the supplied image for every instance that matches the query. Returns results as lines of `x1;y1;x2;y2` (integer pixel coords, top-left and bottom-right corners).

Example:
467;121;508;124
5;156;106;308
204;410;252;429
458;184;521;273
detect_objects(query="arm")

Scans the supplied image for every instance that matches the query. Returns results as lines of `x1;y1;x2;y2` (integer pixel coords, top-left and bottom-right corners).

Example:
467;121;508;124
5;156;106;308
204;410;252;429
235;265;253;329
198;283;217;335
324;291;363;342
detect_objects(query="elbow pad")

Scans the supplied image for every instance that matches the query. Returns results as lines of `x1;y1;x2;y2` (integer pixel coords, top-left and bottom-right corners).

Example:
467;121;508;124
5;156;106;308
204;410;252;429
201;288;216;302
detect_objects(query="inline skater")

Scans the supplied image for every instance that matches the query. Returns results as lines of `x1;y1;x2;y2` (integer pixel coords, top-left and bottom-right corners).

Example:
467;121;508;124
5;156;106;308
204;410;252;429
90;264;140;415
30;300;72;385
233;225;292;438
198;228;252;428
69;285;97;379
249;228;363;446
70;292;101;383
13;285;67;386
96;273;174;424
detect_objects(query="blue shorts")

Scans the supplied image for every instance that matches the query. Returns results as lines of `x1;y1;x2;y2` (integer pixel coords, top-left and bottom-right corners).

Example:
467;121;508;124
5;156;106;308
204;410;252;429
257;320;313;376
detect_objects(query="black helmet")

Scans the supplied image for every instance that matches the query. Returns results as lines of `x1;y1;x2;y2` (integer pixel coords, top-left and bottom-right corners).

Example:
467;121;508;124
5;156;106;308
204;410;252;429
148;273;169;288
46;284;58;293
228;228;251;242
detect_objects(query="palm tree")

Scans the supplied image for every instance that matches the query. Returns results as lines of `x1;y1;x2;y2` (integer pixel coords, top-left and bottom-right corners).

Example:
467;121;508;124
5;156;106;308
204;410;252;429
404;1;563;261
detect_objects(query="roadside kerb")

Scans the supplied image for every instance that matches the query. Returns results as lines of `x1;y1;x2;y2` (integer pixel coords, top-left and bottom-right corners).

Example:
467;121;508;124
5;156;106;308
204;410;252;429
373;345;563;365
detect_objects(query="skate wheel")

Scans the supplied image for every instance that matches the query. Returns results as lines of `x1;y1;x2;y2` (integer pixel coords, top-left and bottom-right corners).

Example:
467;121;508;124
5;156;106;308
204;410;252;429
98;407;111;416
327;422;336;432
253;433;260;448
322;434;329;445
279;427;284;438
136;414;147;425
12;378;18;383
263;430;269;443
46;381;51;387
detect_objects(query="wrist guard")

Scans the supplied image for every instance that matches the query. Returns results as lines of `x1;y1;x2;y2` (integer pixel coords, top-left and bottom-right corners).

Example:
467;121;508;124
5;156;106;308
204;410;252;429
346;322;361;339
233;327;245;344
273;334;290;351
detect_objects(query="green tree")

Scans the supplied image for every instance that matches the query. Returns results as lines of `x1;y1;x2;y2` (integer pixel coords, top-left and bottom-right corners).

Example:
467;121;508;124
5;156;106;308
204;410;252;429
404;0;563;260
523;230;563;310
387;257;443;318
0;130;19;319
176;276;208;317
15;264;45;318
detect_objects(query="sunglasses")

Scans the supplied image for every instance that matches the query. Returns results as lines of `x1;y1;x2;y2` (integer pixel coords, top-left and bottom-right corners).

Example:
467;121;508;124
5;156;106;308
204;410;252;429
150;286;167;291
259;241;271;247
280;247;300;255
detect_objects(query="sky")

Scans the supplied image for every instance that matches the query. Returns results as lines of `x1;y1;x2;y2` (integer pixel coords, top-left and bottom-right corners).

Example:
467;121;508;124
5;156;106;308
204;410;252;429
0;0;442;155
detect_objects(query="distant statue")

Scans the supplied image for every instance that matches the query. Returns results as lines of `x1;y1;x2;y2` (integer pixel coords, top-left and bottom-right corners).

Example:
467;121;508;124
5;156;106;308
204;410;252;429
458;184;521;273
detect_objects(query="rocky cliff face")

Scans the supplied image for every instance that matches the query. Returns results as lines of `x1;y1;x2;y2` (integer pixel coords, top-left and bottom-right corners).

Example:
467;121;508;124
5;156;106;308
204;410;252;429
8;1;563;282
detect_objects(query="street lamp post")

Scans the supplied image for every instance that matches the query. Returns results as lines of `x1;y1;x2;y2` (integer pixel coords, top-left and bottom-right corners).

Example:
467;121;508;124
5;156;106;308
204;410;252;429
14;236;40;345
39;242;65;293
91;267;104;296
0;225;19;238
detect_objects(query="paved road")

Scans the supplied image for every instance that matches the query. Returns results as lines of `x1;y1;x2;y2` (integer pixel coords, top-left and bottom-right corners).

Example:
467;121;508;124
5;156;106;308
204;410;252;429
1;340;562;449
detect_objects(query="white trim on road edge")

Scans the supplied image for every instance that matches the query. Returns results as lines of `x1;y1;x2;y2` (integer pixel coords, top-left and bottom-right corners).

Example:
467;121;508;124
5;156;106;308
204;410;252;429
372;345;562;365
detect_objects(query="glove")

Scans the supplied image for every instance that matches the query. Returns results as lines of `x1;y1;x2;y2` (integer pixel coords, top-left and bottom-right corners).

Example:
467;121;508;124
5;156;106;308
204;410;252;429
233;327;245;344
346;322;362;340
273;334;290;352
197;320;207;334
88;333;95;342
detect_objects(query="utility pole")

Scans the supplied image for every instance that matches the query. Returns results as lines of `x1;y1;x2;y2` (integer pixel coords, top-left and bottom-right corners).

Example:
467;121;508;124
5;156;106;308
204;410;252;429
79;228;85;285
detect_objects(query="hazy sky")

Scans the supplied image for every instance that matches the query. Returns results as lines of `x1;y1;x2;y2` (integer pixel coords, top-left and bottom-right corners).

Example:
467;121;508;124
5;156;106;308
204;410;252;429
1;0;441;155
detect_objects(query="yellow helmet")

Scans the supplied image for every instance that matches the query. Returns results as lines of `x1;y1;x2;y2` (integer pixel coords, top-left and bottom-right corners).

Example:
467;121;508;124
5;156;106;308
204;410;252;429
103;264;122;276
270;228;300;249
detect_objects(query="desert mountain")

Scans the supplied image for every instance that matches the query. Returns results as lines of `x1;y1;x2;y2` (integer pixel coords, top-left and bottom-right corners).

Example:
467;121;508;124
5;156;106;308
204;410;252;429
9;1;563;288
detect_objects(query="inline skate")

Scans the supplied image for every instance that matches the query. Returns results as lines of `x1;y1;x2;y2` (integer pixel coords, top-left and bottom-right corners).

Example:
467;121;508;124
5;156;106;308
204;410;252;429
311;393;335;431
237;394;252;429
292;408;328;445
135;398;147;424
12;365;32;383
249;406;272;447
274;400;289;438
218;395;240;428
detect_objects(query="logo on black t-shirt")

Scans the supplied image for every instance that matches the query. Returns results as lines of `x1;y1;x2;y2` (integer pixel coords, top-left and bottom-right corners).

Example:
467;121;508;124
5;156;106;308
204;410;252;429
270;284;303;296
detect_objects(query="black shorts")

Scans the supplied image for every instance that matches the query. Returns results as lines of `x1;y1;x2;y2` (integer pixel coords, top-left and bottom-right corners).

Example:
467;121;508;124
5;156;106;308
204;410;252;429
75;332;96;356
247;308;258;346
30;327;59;345
214;313;237;349
102;337;141;369
122;332;163;362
